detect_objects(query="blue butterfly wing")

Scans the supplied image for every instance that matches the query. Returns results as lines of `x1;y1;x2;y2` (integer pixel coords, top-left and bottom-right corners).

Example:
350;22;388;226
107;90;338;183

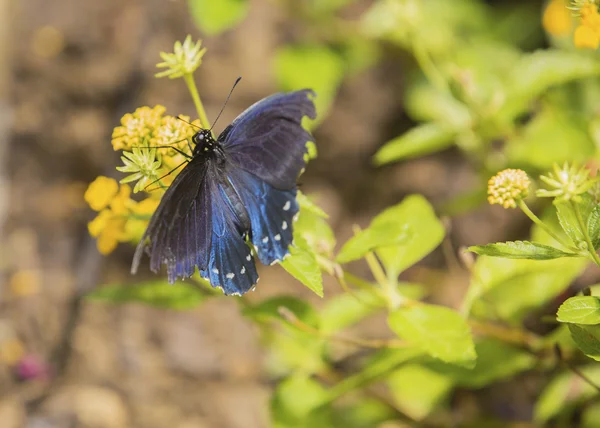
132;158;259;295
227;168;299;266
219;89;316;190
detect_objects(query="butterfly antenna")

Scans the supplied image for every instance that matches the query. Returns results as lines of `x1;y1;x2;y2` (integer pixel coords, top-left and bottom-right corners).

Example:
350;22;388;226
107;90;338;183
210;76;242;132
176;116;203;130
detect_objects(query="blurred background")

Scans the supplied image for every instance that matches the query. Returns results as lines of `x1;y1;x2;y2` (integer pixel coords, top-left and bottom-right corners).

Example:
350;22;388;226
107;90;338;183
1;0;597;427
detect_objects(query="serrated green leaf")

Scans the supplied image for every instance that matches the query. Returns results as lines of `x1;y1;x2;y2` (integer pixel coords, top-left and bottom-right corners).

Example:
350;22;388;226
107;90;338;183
335;223;411;264
568;324;600;361
557;296;600;325
534;365;600;422
468;241;577;260
275;45;344;120
188;0;249;35
373;122;456;165
556;195;596;247
588;205;600;249
466;252;588;323
337;195;444;278
425;339;535;388
88;280;205;310
386;364;453;420
388;304;476;367
281;246;324;297
501;50;600;120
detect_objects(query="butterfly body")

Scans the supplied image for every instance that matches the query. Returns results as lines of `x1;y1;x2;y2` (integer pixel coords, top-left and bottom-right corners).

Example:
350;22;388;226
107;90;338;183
132;89;316;295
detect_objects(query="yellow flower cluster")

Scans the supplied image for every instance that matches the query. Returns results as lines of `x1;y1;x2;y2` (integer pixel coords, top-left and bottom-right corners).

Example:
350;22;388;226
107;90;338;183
84;176;160;254
488;169;531;209
543;0;600;49
574;2;600;49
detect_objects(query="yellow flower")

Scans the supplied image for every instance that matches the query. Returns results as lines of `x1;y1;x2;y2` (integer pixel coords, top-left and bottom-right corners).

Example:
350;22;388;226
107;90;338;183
488;169;531;209
125;196;161;243
543;0;573;36
111;105;166;151
84;176;119;211
574;2;600;49
87;183;134;255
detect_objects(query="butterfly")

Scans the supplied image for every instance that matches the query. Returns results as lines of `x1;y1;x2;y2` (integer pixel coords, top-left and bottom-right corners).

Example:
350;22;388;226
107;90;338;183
131;89;317;295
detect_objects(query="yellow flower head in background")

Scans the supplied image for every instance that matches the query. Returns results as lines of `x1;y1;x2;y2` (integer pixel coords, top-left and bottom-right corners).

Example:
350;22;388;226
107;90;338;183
488;169;531;209
111;105;166;151
85;177;136;254
544;0;574;36
574;2;600;48
152;114;201;152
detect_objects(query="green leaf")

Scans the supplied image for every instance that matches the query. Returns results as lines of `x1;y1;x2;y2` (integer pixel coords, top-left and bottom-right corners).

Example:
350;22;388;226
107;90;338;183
188;0;249;35
557;296;600;325
271;374;331;428
587;204;600;249
386;364;453;420
88;280;205;310
337;195;444;278
467;256;587;323
294;202;335;257
568;324;600;361
297;191;328;219
335;222;411;265
505;107;595;170
468;241;577;260
501;50;600;120
388;304;476;367
326;348;423;402
281;246;324;297
373;122;456;165
556;195;596;247
275;45;344;120
319;288;383;334
534;365;600;422
425;339;535;388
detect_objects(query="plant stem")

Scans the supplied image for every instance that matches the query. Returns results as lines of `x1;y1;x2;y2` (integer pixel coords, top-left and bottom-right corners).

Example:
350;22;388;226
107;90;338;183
412;40;449;94
571;200;600;267
517;200;575;251
183;73;210;131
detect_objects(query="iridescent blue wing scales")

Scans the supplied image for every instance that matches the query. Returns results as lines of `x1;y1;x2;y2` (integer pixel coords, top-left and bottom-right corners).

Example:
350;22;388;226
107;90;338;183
228;168;298;265
220;89;316;190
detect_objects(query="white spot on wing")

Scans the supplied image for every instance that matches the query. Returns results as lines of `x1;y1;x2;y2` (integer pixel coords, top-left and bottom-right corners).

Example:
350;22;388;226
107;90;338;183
240;266;246;274
282;221;288;230
262;236;269;243
226;273;235;279
212;268;219;274
274;234;281;241
246;254;251;261
283;201;291;211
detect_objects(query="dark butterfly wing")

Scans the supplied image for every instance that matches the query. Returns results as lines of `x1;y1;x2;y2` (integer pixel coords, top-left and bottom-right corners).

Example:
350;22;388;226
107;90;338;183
132;158;259;295
228;168;299;266
219;89;317;190
132;156;211;282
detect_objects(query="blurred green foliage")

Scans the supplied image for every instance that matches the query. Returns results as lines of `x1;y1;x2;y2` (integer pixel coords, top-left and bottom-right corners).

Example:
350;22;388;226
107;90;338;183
88;0;600;425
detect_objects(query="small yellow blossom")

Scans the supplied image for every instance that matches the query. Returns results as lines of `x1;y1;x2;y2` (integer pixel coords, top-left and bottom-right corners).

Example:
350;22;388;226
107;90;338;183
87;183;134;255
125;196;161;242
111;105;166;151
537;162;598;202
152;114;201;152
156;36;207;79
574;2;600;49
544;0;573;36
488;169;531;209
84;176;119;211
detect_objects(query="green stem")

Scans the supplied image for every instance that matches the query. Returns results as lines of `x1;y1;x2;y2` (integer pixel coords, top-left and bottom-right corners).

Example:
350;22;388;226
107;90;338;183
183;73;210;131
517;200;575;251
412;40;449;94
571;201;600;267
